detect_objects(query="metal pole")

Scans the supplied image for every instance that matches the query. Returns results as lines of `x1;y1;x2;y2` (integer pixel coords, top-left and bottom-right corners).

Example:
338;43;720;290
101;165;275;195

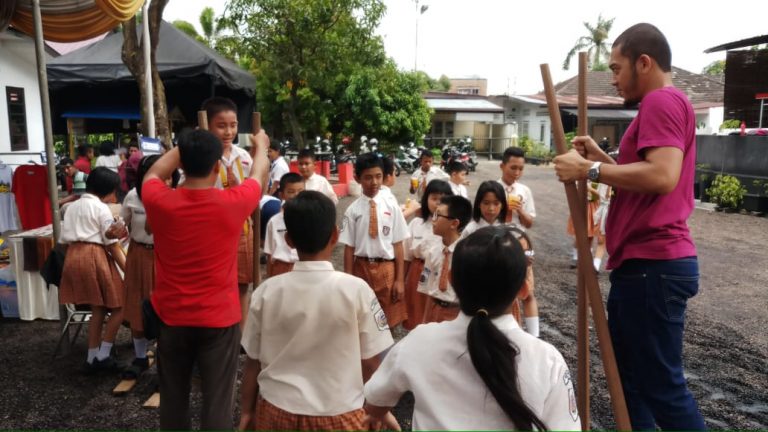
759;99;765;130
142;0;155;138
414;0;419;71
32;0;61;243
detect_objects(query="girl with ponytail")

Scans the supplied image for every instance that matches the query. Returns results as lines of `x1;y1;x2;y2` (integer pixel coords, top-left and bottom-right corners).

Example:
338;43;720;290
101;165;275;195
364;226;580;430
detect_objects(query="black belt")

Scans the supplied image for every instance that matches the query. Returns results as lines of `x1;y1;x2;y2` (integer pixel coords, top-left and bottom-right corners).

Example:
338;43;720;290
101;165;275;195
133;241;154;250
355;256;394;263
432;298;459;308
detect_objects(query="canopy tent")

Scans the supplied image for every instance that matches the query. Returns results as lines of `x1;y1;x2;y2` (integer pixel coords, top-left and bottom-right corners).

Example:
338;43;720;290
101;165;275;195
47;20;256;135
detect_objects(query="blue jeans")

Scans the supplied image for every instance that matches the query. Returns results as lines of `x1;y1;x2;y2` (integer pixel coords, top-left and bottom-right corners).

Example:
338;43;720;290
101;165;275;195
608;257;706;430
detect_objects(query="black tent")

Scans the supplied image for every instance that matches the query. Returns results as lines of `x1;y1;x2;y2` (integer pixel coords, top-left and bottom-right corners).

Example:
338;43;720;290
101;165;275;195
47;20;256;137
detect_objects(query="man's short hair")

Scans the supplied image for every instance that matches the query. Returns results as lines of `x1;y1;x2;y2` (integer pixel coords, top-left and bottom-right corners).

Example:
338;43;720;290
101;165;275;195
60;157;74;166
354;152;385;178
381;155;394;177
420;149;433;160
85;167;121;198
447;161;468;175
269;140;282;152
502;147;525;163
613;23;672;73
440;195;473;232
202;97;238;122
178;130;223;178
279;172;304;192
283;191;336;254
297;148;315;161
76;144;91;157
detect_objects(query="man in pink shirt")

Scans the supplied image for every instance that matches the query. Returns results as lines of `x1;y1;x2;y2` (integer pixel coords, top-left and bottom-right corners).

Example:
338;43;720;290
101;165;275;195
553;23;705;430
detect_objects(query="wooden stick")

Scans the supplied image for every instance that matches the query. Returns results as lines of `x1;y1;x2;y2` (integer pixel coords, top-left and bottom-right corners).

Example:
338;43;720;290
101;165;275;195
252;112;262;288
197;110;208;131
576;51;591;431
540;63;631;431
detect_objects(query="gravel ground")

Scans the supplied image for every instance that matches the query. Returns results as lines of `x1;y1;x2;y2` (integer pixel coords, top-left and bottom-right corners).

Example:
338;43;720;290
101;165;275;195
1;160;766;429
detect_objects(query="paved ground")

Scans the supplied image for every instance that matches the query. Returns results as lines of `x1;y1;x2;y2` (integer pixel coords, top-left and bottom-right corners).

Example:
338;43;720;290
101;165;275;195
0;159;766;429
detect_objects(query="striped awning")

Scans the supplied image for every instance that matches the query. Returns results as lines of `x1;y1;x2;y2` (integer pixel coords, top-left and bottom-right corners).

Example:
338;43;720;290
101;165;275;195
8;0;142;42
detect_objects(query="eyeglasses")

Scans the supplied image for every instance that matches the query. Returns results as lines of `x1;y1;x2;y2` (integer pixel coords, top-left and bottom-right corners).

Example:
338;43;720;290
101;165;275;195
432;212;455;222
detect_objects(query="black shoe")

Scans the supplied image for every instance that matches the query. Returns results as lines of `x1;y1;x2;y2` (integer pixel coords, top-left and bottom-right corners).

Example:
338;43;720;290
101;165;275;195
90;356;120;372
121;357;150;379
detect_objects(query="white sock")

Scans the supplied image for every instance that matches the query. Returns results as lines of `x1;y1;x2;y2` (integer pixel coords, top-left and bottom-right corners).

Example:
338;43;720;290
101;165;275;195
571;248;578;260
96;341;113;361
524;316;540;338
87;348;99;364
593;257;602;271
133;338;149;359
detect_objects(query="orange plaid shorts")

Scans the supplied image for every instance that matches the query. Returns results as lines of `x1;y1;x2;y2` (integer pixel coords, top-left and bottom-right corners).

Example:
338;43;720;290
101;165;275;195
254;396;367;431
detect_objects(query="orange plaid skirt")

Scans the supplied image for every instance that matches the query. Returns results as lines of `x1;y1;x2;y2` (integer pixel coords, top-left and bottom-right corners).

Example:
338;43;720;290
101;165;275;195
422;296;460;324
238;222;254;284
567;200;600;238
403;258;428;330
353;259;407;328
59;242;124;309
268;259;294;278
123;240;155;331
254;396;366;431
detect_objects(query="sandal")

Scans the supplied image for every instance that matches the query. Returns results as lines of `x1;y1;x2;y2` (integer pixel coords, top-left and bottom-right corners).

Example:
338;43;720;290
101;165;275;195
120;357;150;380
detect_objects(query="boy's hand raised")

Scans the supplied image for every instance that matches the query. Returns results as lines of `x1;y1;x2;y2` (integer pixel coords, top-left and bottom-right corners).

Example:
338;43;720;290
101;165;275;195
248;129;270;185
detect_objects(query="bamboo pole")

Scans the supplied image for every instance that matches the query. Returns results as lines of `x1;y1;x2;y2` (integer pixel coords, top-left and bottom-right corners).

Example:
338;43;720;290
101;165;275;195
540;63;631;431
251;112;262;288
576;51;591;431
197;110;208;131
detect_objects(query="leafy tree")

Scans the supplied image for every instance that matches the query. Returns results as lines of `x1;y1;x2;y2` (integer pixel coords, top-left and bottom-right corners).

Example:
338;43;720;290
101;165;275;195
122;0;171;146
172;8;242;62
172;19;205;43
563;14;615;71
341;61;433;145
702;59;725;76
224;0;387;147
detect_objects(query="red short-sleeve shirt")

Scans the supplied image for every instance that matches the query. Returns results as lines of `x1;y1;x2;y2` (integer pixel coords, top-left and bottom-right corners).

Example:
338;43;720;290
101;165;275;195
143;178;261;327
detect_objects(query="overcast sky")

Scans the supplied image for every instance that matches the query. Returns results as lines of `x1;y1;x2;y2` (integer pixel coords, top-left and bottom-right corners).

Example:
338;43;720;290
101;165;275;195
165;0;767;95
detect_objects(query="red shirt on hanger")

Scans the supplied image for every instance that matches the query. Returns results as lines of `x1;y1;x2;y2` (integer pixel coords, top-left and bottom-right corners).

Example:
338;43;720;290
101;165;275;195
12;165;52;229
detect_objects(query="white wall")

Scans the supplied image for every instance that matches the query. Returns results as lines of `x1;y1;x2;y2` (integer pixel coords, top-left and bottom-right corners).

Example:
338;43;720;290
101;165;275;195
0;32;46;167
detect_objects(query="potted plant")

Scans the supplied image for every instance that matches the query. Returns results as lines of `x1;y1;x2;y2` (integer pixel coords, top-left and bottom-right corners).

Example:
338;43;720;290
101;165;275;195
706;174;746;212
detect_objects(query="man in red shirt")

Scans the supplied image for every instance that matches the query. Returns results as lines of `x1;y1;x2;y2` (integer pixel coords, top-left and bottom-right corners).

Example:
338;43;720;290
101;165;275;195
553;24;704;430
143;128;268;430
74;144;93;174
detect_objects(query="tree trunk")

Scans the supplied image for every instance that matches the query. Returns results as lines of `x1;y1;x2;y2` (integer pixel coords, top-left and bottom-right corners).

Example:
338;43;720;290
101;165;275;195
121;0;171;148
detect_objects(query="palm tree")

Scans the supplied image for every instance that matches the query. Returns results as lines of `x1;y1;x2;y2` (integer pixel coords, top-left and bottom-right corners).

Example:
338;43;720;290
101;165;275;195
172;7;226;47
562;14;615;71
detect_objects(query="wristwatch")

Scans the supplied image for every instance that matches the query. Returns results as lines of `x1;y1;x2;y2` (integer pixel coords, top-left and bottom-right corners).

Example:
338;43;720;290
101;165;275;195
587;162;602;182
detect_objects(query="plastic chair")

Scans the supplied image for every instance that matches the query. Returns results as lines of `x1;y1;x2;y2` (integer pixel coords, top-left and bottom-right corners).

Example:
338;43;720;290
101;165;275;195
52;303;91;358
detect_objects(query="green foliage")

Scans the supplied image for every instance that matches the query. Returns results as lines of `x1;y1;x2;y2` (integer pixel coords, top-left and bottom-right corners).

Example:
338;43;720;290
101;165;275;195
702;60;725;76
696;163;712;182
707;174;746;209
172;20;205;44
563;14;615;71
752;180;768;196
720;119;741;130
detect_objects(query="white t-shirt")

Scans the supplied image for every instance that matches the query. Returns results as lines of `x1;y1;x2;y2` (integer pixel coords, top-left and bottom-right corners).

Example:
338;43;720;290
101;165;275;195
242;261;394;415
304;173;338;204
215;146;253;189
120;188;153;244
461;218;501;239
60;194;118;245
95;154;122;173
264;211;298;263
497;178;536;230
410;166;448;199
449;181;468;198
417;238;459;303
339;192;409;260
269;157;290;193
364;313;581;431
403;217;440;261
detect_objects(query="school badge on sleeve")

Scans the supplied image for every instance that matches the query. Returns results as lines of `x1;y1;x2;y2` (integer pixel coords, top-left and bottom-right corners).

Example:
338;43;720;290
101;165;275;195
371;298;390;331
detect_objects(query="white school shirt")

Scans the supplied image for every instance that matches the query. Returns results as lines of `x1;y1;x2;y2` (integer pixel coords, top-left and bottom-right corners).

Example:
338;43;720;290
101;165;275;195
410;166;448;199
339;192;409;260
264;211;298;263
460;218;501;240
449;181;468;198
60;193;118;246
364;313;581;431
120;188;153;244
417;238;459;303
497;178;536;230
304;173;338;204
403;217;440;261
242;261;394;415
214;146;253;189
95;154;121;173
269;156;290;192
379;185;400;207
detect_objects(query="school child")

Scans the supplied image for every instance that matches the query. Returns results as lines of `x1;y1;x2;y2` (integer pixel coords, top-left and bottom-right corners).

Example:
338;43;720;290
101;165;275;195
447;161;469;198
409;150;448;199
418;195;472;324
240;191;396;431
402;179;453;330
498;146;539;337
59;157;88;206
340;153;409;329
461;180;507;238
59;167;127;371
264;173;304;277
592;182;612;271
364;226;581;431
297;149;338;204
203;97;255;330
567;182;601;269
